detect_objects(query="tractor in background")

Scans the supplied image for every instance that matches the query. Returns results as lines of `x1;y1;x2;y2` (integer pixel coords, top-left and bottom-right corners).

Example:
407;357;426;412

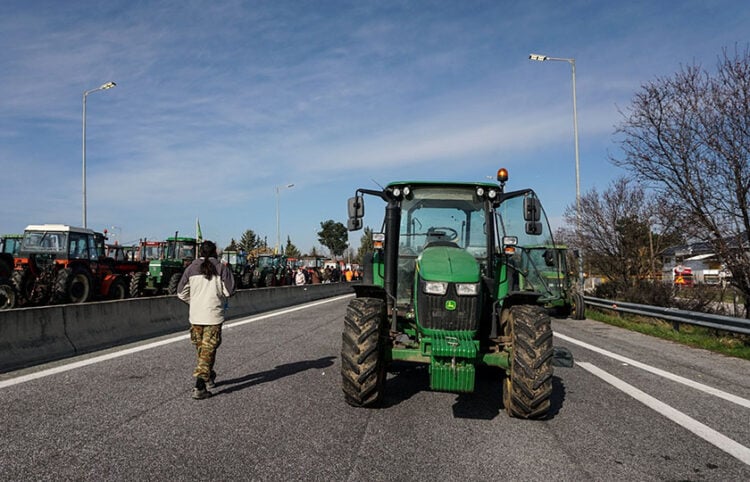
129;235;196;297
221;249;253;288
12;224;129;306
530;244;585;320
342;168;559;419
252;254;290;287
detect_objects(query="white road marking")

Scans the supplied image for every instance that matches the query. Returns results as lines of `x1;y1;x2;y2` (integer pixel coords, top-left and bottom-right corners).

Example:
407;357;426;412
0;294;352;389
555;332;750;409
577;361;750;466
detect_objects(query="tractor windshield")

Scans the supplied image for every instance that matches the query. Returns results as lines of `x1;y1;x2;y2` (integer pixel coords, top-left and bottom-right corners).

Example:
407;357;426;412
167;241;196;260
139;244;163;261
222;252;239;265
257;256;274;268
397;186;488;304
496;192;563;301
21;231;68;254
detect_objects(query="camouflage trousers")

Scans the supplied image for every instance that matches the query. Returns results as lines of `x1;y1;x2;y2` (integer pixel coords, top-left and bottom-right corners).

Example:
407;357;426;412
190;324;223;381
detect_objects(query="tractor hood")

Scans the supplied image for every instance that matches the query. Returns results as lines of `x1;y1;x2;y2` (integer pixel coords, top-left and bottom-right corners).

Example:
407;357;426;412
417;246;480;283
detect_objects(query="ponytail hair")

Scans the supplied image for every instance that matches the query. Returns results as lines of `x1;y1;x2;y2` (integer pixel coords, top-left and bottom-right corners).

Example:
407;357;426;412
199;240;218;279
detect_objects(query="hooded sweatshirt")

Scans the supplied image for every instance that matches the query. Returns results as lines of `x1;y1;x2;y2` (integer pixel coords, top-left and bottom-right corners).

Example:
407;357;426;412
177;257;235;325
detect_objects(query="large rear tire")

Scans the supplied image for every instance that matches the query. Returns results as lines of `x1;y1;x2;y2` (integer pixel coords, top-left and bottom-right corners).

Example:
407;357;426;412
241;271;252;289
503;304;553;419
55;268;92;304
341;297;387;407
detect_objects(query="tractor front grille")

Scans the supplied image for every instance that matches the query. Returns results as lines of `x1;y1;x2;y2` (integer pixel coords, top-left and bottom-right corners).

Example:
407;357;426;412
417;281;479;331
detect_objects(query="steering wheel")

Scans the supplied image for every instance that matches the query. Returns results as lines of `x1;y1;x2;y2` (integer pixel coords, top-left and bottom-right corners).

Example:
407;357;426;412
427;227;459;241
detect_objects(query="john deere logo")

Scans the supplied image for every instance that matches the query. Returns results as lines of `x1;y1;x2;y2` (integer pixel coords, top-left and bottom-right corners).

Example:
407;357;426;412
445;300;457;311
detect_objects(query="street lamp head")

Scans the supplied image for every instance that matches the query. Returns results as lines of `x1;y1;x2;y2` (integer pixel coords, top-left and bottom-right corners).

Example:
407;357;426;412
100;81;116;90
529;53;548;61
287;183;295;188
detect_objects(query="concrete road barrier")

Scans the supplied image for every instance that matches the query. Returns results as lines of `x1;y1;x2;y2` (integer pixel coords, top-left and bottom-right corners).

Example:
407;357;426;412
0;283;354;373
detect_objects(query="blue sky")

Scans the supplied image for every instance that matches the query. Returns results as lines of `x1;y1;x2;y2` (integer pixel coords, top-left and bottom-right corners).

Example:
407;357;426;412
1;0;748;254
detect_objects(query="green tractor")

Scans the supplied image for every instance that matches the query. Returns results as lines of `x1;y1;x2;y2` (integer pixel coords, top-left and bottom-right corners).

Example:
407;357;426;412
221;249;253;289
527;244;585;320
342;168;561;419
252;254;289;287
129;236;197;297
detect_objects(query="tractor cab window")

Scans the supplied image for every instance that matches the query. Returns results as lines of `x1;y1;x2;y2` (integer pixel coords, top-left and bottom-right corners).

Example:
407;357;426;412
69;233;89;259
87;234;98;260
397;186;487;305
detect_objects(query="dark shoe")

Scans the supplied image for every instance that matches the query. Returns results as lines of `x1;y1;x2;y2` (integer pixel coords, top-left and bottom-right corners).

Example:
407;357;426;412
206;371;216;389
192;387;211;399
192;377;212;399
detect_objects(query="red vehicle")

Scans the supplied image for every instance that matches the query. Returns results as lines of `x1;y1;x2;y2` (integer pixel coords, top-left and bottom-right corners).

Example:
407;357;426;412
12;224;129;306
673;265;694;286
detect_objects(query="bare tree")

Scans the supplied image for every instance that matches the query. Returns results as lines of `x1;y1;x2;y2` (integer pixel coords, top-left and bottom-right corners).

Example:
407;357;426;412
563;178;679;286
612;47;750;316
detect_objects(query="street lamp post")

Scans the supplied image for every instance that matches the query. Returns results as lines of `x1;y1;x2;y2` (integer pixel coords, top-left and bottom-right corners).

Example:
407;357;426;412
82;81;116;228
529;53;583;290
275;183;295;254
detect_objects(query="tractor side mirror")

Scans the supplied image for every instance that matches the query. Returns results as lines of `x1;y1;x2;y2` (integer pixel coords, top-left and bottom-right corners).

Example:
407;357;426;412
523;196;542;235
525;221;543;235
347;196;364;231
523;196;541;222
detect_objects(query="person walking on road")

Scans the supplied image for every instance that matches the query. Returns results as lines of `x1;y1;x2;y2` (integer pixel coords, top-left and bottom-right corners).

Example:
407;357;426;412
177;240;235;400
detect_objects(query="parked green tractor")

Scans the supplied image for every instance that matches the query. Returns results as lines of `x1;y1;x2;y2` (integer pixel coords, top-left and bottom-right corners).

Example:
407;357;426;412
221;249;253;288
342;168;560;419
129;236;197;296
528;244;585;320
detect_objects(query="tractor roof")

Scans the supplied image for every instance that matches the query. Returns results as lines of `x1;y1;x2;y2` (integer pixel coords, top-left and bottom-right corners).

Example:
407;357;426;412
166;236;196;242
386;180;499;189
24;224;95;235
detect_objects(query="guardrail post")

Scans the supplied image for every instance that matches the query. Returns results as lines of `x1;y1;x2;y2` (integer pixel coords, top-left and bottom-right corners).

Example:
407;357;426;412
671;320;680;332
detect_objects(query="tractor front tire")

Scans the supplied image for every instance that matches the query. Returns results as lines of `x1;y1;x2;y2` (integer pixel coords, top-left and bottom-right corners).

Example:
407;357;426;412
129;272;146;298
341;297;387;407
55;268;92;304
109;277;128;300
572;292;585;320
167;272;182;295
504;304;553;419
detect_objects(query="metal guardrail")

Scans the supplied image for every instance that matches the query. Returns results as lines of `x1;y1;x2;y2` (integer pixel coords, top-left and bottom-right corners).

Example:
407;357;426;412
583;296;750;336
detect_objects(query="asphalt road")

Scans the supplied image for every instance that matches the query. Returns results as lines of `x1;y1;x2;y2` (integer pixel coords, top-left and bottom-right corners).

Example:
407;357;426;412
1;295;749;481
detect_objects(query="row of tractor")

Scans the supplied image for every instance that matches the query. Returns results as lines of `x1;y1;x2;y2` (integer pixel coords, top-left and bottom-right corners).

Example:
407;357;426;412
0;225;330;310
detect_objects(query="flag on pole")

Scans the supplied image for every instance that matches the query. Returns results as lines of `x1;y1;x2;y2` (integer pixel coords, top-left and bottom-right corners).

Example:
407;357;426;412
196;217;203;244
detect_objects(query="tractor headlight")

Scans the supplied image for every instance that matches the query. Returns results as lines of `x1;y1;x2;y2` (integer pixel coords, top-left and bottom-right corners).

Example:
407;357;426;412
456;283;479;296
424;281;448;295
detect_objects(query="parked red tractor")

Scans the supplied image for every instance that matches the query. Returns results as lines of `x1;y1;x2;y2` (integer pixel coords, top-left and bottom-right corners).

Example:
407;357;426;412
12;224;129;306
